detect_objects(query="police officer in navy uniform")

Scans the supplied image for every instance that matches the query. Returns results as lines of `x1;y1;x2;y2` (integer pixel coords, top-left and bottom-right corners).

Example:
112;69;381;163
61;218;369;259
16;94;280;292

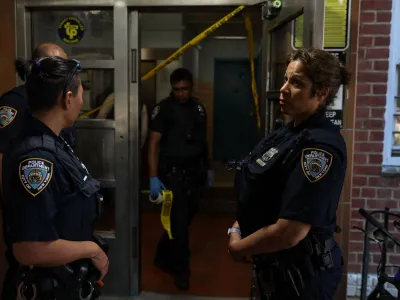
148;68;213;290
0;43;78;300
0;43;77;153
226;48;351;300
1;56;108;299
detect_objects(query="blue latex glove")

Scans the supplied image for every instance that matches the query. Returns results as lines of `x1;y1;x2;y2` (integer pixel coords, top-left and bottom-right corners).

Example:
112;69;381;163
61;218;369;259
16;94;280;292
150;177;166;198
207;170;214;187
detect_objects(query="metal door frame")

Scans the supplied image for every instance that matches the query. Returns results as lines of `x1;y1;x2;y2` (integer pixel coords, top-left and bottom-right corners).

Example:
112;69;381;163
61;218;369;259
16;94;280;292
260;0;325;135
15;1;137;297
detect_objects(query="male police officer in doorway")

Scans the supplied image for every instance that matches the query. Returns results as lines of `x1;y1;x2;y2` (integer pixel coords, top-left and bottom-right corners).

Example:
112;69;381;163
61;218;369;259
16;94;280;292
0;43;77;300
148;68;213;290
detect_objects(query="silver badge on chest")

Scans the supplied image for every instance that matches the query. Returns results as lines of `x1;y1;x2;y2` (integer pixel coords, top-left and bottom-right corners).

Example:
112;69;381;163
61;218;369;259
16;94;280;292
256;147;279;167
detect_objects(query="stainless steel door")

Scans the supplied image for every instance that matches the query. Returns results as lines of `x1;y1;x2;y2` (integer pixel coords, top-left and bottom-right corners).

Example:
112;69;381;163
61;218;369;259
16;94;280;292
16;2;139;297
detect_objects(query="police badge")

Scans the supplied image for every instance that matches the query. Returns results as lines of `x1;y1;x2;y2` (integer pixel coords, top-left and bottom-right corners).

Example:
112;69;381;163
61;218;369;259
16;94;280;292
256;147;279;167
301;148;333;183
19;158;54;196
0;106;17;128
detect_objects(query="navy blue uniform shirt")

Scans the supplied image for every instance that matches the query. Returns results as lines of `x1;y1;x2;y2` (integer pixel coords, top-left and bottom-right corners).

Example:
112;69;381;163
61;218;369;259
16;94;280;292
2;116;100;243
0;85;77;153
235;112;347;237
149;96;207;162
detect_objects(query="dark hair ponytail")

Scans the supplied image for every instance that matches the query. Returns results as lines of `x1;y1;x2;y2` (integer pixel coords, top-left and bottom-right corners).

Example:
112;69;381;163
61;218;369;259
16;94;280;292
14;57;32;81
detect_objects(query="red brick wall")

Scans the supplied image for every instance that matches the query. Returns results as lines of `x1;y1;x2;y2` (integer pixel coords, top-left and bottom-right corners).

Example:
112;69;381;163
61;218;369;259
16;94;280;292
349;0;399;274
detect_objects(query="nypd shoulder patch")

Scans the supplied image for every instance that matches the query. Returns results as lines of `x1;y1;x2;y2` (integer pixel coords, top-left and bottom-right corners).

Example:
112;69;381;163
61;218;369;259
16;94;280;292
19;158;54;197
0;106;17;128
301;148;333;183
151;106;160;120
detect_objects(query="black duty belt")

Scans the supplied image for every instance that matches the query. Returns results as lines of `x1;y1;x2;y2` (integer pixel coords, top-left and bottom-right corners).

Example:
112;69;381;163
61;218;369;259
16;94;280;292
253;234;337;298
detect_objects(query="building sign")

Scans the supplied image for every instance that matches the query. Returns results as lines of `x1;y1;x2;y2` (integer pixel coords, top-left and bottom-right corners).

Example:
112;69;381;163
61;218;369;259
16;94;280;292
292;0;350;51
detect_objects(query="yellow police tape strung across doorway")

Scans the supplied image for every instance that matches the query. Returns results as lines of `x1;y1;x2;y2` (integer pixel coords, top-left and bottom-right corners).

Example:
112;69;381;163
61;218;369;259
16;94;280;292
78;5;247;119
143;189;174;239
141;5;246;81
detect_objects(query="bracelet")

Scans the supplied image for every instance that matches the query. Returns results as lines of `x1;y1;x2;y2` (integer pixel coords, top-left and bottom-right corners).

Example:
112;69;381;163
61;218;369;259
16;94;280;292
227;227;241;237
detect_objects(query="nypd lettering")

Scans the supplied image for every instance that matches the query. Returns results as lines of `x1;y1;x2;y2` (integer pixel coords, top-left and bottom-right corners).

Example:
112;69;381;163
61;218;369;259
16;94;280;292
19;158;53;196
151;106;160;120
0;106;17;128
256;147;279;167
301;148;333;183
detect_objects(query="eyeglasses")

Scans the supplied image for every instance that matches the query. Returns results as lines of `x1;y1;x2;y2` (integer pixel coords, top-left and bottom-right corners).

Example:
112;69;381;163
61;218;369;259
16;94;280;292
63;59;82;94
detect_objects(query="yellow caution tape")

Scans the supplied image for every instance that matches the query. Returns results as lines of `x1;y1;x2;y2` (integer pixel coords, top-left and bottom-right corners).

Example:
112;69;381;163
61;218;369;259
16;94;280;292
141;5;246;81
78;97;114;120
79;5;247;119
244;14;261;131
160;190;174;240
142;189;174;240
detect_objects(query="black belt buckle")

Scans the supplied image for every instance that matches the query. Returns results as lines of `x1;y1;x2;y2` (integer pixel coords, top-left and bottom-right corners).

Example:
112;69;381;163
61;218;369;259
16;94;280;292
319;251;333;270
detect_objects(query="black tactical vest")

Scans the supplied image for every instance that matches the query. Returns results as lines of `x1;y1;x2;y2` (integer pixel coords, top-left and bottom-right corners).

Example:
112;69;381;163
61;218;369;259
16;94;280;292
10;134;101;242
234;126;310;238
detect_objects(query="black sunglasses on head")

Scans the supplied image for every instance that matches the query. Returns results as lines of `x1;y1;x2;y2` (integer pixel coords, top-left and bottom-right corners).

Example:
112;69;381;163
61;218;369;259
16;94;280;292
63;59;82;94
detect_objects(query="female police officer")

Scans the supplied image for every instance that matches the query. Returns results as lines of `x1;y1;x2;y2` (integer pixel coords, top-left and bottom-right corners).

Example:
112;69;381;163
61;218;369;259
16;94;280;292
2;56;109;299
227;48;351;300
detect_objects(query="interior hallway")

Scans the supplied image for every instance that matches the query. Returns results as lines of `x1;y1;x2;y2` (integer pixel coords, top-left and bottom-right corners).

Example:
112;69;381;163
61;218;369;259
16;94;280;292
140;211;252;298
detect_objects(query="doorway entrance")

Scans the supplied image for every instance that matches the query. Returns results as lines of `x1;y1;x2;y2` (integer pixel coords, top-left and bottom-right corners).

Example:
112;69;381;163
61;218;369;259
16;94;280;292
213;58;261;162
15;0;315;298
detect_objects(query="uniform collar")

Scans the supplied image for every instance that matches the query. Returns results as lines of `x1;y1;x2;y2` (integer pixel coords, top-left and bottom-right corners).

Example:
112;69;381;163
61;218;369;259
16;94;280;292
28;116;62;142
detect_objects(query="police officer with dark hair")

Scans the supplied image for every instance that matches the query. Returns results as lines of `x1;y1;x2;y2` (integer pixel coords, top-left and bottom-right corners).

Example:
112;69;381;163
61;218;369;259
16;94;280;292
148;67;213;290
227;48;351;300
0;43;78;300
1;56;108;299
0;43;77;154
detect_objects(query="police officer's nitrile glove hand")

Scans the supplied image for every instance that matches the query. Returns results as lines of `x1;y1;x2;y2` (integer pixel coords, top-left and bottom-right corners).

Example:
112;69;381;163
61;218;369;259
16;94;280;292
207;170;214;187
150;177;166;198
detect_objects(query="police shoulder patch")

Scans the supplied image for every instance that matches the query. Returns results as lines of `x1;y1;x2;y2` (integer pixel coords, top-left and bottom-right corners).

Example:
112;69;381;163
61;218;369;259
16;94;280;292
0;106;17;128
151;106;160;120
301;148;333;183
19;158;54;197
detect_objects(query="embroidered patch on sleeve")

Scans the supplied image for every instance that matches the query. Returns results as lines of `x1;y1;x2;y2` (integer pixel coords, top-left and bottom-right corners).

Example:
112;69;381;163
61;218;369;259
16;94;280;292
301;148;333;183
151;106;160;120
0;106;17;128
19;158;54;197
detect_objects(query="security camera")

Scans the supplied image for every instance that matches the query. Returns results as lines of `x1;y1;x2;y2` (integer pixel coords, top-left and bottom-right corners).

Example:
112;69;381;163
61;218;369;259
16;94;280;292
262;0;282;21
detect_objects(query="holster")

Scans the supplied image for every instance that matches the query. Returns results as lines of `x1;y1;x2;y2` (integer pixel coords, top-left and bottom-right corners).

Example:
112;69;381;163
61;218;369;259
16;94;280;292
17;234;108;300
254;233;336;298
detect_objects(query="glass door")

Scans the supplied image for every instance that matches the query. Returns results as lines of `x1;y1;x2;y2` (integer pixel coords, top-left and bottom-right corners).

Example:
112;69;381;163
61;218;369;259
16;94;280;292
25;3;139;297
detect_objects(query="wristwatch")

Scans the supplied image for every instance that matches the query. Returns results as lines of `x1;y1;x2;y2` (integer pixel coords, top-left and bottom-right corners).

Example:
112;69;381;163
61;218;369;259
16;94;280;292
227;227;241;237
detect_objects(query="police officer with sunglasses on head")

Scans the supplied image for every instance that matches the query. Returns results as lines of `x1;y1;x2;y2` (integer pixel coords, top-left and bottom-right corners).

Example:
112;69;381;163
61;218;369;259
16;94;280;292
0;43;78;300
2;56;108;300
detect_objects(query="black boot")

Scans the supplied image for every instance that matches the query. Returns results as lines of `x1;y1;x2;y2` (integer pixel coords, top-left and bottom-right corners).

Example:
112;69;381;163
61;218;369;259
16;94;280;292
174;272;190;290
